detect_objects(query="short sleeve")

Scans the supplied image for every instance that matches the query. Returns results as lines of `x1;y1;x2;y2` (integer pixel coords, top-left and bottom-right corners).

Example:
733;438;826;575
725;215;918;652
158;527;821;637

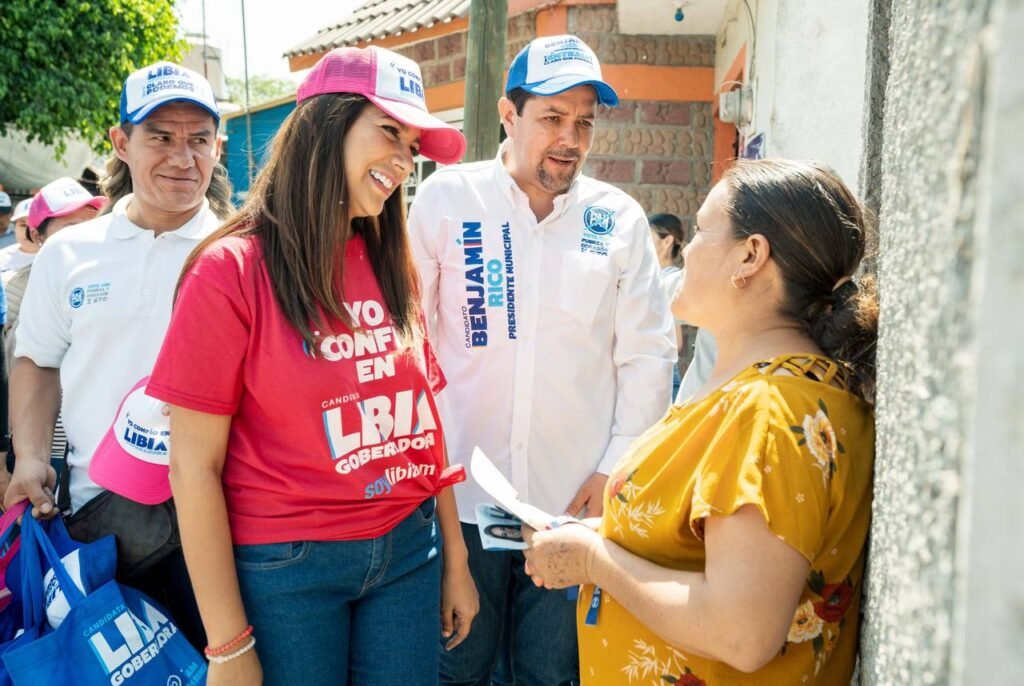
688;381;829;563
147;248;252;415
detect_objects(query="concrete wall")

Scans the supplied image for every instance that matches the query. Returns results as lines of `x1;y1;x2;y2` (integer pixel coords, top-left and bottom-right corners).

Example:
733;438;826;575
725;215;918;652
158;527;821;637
714;0;868;187
858;0;1024;683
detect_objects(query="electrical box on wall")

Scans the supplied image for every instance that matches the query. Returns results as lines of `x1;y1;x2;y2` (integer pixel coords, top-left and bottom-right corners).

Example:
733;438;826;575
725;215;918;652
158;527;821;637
719;86;753;127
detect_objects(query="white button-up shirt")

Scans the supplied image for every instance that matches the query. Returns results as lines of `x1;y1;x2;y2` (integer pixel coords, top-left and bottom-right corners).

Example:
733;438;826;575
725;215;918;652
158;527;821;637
409;147;674;522
16;195;220;511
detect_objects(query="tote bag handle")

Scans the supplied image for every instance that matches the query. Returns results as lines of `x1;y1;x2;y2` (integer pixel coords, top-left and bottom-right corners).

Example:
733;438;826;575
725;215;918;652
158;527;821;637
18;515;87;626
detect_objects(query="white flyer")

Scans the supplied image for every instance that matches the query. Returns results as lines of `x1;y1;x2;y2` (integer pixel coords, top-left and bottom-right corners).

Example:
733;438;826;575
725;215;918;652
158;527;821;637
469;447;576;531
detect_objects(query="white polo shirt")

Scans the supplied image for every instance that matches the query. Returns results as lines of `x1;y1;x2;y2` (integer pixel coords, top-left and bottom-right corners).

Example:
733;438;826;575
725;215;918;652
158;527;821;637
15;195;220;511
409;145;674;523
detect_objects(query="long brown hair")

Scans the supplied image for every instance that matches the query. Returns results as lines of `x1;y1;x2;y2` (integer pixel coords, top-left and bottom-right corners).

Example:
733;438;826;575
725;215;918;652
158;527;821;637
722;159;879;404
99;123;235;220
179;93;423;351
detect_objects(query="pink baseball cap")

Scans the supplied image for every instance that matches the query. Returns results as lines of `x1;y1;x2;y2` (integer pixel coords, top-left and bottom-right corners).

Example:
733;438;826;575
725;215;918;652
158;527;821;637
89;376;172;505
297;46;466;165
28;177;106;230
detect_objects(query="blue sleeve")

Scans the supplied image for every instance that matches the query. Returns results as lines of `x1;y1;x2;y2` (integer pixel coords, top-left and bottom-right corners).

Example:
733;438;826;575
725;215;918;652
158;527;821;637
0;277;7;326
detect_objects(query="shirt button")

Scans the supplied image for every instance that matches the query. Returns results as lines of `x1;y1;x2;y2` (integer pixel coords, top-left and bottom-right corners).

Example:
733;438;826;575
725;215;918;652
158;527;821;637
515;443;524;450
142;288;151;296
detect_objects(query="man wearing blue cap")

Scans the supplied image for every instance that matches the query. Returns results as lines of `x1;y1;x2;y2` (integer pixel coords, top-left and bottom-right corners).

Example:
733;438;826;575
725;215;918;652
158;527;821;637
4;61;226;650
409;35;674;686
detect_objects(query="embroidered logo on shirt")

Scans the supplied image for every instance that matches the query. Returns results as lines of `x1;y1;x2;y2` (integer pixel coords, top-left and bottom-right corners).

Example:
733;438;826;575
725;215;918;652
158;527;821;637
581;206;614;256
69;288;85;309
68;282;111;308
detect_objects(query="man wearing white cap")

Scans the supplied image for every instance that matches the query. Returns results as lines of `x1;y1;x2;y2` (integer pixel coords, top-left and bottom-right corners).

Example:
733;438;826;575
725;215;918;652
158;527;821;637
409;35;674;685
0;192;13;250
4;61;225;649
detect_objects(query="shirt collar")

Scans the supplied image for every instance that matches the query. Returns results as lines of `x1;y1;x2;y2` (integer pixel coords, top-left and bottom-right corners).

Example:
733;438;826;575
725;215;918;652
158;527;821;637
109;194;214;240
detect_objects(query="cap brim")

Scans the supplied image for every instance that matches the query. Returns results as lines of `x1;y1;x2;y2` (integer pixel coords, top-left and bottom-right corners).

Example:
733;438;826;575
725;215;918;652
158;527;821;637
521;76;620;107
88;427;172;506
127;97;221;126
29;196;105;230
49;196;106;220
11;210;29;222
366;95;467;165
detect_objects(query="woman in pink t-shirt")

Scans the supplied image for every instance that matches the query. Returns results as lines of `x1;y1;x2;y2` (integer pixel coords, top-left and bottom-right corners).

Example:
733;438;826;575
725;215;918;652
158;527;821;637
148;47;476;685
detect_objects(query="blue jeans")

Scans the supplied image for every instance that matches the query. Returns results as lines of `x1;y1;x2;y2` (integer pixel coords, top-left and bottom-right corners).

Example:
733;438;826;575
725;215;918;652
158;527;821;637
234;498;442;685
440;522;579;686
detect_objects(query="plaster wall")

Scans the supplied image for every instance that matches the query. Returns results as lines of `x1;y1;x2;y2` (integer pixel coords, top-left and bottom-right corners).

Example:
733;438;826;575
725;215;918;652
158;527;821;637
714;0;867;186
858;0;1024;683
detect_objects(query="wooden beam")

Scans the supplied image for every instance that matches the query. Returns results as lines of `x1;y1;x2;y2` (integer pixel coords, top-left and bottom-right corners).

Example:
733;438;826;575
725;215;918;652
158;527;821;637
463;0;508;162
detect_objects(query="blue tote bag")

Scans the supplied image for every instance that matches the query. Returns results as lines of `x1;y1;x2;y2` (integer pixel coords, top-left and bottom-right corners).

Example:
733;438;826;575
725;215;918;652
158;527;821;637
2;512;117;633
1;514;207;686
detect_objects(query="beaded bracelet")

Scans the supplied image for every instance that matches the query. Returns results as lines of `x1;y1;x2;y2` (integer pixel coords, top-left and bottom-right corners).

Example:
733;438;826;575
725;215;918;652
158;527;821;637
207;636;256;665
204;625;254;658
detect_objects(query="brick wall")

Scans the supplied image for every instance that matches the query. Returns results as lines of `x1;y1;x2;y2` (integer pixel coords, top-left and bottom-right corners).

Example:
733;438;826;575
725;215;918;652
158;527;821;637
391;4;716;232
571;5;715;233
392;13;534;88
569;5;715;68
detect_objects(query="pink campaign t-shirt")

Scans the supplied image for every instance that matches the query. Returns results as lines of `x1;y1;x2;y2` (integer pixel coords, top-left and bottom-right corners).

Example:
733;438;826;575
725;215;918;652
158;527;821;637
148;233;447;545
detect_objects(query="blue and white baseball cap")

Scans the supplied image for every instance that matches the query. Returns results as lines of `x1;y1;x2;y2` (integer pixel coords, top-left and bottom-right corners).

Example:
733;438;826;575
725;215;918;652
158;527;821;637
119;61;220;126
505;35;618;107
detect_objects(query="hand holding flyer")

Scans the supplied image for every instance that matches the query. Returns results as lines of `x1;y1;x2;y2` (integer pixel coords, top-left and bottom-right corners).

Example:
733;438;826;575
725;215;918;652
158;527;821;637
469;447;577;531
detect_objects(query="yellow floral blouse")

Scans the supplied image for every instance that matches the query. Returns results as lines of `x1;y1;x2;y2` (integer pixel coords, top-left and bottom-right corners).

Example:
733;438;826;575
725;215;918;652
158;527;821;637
578;355;874;685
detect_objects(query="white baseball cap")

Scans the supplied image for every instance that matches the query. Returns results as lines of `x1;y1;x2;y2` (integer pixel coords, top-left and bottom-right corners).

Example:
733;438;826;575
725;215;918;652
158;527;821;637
505;35;619;106
120;61;220;126
11;198;32;222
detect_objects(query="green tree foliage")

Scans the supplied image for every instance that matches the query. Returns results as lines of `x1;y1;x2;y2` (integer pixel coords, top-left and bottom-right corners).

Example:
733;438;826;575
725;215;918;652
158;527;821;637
0;0;185;154
226;75;295;106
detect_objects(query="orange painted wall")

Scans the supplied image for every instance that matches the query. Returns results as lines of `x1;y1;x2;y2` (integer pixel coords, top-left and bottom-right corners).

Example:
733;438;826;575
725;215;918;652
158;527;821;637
604;65;713;102
425;80;466;112
712;45;746;182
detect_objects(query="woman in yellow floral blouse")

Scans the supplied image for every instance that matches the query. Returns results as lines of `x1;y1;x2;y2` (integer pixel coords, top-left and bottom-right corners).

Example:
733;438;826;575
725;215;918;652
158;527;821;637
523;159;878;685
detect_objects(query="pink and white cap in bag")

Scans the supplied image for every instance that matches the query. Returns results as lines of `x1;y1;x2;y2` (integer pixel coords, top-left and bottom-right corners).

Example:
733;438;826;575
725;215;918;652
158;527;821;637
27;177;106;230
89;376;172;505
297;46;466;165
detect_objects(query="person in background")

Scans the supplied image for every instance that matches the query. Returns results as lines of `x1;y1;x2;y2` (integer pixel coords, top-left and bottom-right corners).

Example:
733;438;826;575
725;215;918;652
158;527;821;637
4;178;105;374
0;192;13;250
1;178;105;484
648;212;686;398
3;61;226;650
410;34;674;686
147;46;478;685
523;159;878;685
0;198;38;276
648;212;720;404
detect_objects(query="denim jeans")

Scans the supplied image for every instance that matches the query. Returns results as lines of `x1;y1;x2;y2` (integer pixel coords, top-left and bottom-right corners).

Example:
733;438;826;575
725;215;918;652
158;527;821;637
440;522;579;686
234;498;442;685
